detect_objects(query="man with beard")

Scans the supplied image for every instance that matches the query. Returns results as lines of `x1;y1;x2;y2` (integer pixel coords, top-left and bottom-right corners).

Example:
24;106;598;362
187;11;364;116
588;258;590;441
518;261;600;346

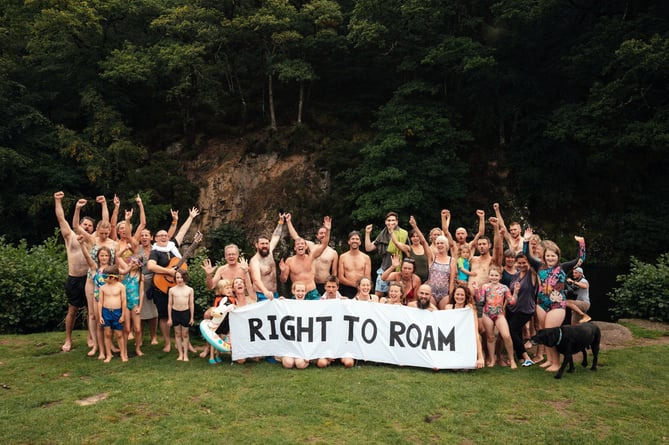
407;284;437;311
337;231;371;298
469;216;504;293
279;215;332;300
287;218;339;295
249;215;285;301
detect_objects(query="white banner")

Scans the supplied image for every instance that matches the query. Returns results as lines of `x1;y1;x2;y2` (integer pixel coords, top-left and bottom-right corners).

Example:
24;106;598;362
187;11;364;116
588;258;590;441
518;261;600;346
229;300;477;369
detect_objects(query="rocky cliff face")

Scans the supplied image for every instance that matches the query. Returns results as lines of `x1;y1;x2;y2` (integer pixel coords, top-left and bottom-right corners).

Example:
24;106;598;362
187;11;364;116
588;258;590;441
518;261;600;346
184;137;330;242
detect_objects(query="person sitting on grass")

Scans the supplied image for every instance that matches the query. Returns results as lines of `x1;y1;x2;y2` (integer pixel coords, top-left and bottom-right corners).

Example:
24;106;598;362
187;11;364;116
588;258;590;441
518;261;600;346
280;282;310;369
167;270;194;362
98;265;128;363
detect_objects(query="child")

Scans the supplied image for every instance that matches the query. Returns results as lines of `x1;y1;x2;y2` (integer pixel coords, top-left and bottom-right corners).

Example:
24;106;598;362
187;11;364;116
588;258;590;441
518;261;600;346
472;266;517;369
79;236;129;359
123;256;144;356
98;265;128;363
280;282;310;369
456;244;476;286
201;279;235;363
320;276;344;300
167;270;195;361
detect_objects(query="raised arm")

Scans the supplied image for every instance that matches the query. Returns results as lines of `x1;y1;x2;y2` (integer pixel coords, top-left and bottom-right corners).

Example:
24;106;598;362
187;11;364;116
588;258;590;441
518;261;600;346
311;216;331;259
166;209;178;239
364;224;376;252
54;192;73;239
489;217;503;267
270;214;285;252
389;228;410;255
560;236;586;272
132;194;146;240
107;195;118;238
381;254;401;281
174;207;200;247
72;198;87;233
410;216;433;265
441;210;456;257
285;212;300;241
77;235;97;270
468;209;486;249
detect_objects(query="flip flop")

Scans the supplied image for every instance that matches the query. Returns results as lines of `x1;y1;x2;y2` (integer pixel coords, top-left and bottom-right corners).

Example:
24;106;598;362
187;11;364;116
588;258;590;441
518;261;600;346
209;358;217;365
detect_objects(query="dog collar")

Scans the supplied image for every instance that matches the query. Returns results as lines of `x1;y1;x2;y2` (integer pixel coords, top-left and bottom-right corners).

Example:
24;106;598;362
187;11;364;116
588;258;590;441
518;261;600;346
556;328;562;346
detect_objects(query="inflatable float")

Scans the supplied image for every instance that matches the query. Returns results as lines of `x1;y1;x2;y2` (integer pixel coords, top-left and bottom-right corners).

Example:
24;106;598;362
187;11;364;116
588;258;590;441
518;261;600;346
200;297;235;353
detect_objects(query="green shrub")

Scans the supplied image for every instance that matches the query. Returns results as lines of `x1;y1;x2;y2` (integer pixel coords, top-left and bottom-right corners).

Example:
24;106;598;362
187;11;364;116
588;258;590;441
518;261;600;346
0;234;69;334
609;254;669;322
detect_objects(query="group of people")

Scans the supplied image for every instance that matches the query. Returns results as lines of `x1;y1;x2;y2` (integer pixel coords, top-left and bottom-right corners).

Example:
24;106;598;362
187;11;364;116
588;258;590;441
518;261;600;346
56;192;591;371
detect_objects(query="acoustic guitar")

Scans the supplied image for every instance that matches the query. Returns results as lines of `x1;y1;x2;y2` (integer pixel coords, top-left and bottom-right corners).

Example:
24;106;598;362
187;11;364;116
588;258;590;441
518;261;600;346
153;231;203;294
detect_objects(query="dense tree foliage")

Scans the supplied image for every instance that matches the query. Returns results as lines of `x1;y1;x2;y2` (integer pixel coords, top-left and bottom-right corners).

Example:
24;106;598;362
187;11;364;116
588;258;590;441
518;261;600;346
1;0;668;265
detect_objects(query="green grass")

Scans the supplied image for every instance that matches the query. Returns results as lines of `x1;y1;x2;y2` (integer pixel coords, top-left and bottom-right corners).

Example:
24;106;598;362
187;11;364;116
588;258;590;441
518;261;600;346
618;321;668;339
1;331;668;444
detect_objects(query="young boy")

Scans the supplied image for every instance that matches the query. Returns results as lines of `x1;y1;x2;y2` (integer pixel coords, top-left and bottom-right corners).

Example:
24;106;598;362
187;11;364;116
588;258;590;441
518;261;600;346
167;270;195;361
320;275;344;300
98;265;128;363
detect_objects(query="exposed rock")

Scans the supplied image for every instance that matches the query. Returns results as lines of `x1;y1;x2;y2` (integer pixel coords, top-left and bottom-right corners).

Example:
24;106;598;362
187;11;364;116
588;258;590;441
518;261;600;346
184;137;328;241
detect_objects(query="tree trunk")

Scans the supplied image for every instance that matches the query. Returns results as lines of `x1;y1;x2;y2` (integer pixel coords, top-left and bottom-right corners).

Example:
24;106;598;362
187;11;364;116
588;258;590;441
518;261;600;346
297;82;304;124
268;74;277;131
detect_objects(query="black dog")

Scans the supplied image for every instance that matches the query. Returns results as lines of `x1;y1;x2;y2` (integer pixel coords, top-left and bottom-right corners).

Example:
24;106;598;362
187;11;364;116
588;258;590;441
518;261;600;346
531;323;600;379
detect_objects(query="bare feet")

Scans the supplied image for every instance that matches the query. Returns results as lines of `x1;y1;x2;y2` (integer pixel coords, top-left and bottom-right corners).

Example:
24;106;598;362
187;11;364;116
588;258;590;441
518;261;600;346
533;355;545;365
121;356;128;362
135;349;144;357
188;343;197;353
104;356;112;363
183;356;189;362
150;338;159;345
540;361;552;368
128;333;134;340
509;361;518;369
87;347;97;357
98;354;106;361
177;356;183;361
545;366;560;372
111;345;120;353
486;361;496;368
61;341;72;353
199;349;209;358
87;337;95;348
162;345;171;353
579;315;592;323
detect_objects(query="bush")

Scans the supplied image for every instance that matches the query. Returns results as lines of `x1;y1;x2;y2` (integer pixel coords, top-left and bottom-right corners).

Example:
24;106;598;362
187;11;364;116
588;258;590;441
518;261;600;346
609;254;669;322
0;234;69;334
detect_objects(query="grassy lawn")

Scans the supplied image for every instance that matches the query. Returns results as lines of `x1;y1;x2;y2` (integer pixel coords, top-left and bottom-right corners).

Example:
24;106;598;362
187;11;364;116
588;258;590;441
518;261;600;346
0;330;668;444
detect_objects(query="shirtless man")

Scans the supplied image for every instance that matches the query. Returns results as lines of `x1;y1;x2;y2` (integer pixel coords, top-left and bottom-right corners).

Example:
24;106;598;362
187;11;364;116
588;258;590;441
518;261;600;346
279;215;331;300
469;217;504;293
202;244;255;300
287;215;338;295
491;202;523;254
442;209;486;258
249;216;285;301
55;192;93;353
337;231;371;298
407;284;438;311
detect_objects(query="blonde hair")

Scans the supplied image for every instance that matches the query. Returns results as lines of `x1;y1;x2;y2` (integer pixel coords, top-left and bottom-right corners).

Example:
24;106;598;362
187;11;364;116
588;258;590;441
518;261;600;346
215;279;233;295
